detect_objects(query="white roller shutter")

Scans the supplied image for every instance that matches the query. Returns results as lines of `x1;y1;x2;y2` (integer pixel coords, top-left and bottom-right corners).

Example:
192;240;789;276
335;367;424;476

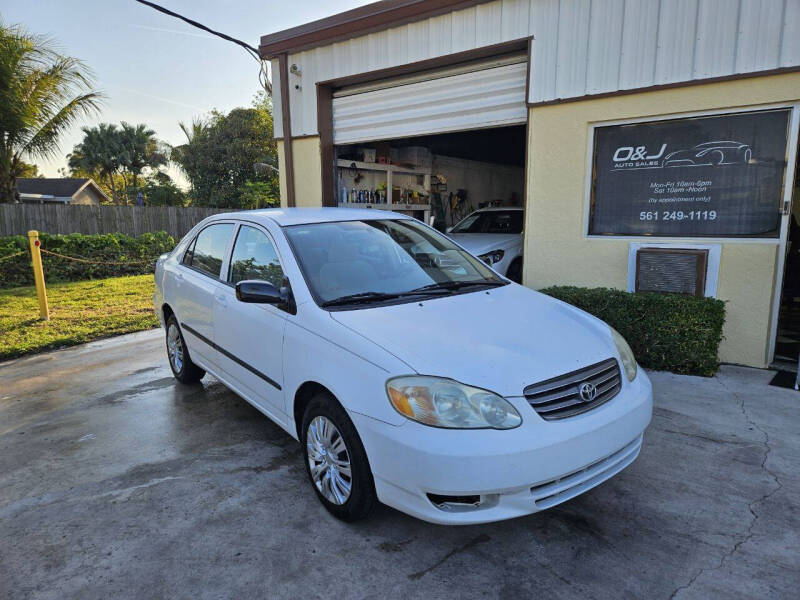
332;55;528;144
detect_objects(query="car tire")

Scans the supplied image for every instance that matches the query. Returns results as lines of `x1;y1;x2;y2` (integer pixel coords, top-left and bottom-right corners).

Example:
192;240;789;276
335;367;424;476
301;392;377;522
165;315;205;384
506;257;523;284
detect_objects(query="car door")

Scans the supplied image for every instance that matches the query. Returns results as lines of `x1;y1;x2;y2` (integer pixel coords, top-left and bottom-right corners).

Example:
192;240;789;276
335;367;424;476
175;222;235;369
213;223;288;421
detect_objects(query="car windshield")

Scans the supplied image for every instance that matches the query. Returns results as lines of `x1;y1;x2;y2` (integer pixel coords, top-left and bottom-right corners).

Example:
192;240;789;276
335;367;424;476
450;210;523;234
284;219;506;308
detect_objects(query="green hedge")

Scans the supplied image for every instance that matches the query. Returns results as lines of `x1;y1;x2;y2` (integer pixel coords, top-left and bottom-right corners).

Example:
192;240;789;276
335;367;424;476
0;232;175;288
541;286;726;376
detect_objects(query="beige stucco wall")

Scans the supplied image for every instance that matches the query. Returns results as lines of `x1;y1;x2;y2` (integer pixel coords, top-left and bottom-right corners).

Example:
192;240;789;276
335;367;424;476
524;72;800;368
277;137;323;208
277;140;288;206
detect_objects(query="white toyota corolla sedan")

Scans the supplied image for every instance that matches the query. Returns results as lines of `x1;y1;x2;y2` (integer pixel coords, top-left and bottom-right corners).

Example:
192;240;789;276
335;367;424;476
154;208;652;524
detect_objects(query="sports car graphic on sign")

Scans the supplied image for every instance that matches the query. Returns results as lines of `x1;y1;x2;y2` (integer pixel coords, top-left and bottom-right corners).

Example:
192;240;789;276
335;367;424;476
662;141;752;168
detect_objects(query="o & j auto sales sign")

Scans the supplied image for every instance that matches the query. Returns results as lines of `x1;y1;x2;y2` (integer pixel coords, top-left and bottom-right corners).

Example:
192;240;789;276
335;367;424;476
589;109;791;237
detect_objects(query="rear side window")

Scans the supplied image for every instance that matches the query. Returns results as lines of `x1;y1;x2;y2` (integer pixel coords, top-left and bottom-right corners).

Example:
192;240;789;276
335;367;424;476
182;223;234;278
228;225;284;287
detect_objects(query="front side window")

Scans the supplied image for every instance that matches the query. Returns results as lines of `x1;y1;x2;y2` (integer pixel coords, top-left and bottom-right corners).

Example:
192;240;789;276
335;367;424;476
182;223;234;278
284;218;505;308
451;210;524;234
228;225;284;287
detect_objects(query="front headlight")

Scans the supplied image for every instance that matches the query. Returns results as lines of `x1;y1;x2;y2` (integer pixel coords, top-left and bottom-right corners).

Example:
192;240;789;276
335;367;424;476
478;249;504;265
610;327;638;381
386;376;521;429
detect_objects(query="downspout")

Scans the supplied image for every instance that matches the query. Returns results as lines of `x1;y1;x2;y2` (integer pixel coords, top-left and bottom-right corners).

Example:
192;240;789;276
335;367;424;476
278;53;296;207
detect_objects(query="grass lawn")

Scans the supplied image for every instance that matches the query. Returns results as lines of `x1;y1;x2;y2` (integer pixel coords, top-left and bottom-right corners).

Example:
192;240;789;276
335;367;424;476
0;275;159;361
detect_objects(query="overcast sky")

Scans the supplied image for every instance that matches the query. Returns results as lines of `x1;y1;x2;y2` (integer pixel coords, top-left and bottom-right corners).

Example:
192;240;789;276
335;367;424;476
2;0;371;182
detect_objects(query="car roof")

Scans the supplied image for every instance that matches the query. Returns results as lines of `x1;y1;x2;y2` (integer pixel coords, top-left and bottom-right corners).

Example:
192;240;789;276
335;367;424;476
209;207;412;227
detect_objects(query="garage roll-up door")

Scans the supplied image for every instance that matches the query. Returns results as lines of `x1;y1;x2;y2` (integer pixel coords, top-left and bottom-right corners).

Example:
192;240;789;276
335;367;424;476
332;54;528;144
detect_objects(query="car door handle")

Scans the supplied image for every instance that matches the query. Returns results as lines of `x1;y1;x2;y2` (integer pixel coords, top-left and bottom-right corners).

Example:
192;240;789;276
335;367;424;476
216;294;228;306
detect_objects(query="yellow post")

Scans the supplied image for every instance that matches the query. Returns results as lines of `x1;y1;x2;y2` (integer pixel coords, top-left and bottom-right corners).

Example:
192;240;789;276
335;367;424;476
27;230;49;321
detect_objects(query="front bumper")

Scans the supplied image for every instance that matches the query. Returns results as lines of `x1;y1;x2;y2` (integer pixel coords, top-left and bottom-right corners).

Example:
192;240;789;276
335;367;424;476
350;370;653;524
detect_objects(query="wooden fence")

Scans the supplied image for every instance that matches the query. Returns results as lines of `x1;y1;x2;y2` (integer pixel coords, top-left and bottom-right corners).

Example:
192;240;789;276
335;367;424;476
0;204;237;239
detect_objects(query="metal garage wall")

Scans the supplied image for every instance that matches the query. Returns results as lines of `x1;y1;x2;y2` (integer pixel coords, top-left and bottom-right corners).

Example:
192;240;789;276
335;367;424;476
331;60;527;144
278;0;800;137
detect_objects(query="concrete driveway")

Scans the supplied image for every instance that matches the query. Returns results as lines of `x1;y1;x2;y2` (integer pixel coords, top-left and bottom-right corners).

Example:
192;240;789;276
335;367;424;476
1;330;798;600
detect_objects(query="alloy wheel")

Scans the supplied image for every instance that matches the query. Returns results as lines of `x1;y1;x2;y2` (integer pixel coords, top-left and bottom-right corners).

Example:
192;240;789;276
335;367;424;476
307;415;352;505
167;323;184;372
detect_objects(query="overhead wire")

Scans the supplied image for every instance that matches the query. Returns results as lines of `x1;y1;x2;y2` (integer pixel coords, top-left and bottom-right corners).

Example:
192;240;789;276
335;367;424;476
132;0;272;95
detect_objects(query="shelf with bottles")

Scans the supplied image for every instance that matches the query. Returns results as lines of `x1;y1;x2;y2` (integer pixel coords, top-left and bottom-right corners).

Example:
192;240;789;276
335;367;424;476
336;158;432;209
335;202;432;211
339;184;430;206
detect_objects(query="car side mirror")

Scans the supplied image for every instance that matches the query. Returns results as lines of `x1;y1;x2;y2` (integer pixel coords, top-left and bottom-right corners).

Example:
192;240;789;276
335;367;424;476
235;280;287;305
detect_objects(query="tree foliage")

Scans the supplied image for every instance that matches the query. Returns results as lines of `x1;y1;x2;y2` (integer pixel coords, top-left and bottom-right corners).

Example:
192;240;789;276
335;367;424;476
68;121;167;204
142;175;188;206
119;122;167;197
172;96;278;208
16;160;41;178
68;122;122;202
0;22;102;202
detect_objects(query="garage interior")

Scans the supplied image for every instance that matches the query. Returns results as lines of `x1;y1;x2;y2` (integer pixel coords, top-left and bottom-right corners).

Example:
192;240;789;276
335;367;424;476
334;125;526;229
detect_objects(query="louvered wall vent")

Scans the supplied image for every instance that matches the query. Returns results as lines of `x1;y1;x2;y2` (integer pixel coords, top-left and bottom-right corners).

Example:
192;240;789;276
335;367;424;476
635;248;708;296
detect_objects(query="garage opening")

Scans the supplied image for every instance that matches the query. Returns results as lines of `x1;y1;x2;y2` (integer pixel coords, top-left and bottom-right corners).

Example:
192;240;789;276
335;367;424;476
334;125;526;226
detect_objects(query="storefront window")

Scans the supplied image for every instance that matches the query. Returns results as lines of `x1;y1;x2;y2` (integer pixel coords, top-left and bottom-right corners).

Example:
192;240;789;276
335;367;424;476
588;109;792;237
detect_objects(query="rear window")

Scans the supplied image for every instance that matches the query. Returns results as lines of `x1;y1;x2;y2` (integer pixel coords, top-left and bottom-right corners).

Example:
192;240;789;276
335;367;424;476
183;223;234;278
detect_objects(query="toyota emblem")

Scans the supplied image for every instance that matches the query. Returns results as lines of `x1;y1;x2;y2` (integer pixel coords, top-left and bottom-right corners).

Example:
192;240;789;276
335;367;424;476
579;382;598;402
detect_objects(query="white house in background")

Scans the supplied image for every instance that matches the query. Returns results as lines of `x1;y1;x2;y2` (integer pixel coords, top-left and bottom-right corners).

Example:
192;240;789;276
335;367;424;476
17;178;109;205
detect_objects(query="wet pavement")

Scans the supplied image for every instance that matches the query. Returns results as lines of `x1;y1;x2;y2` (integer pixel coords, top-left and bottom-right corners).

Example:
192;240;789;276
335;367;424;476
1;329;798;599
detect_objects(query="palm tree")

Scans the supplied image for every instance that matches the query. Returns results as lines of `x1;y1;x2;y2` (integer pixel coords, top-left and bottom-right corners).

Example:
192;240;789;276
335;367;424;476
178;118;206;144
172;118;207;196
119;122;167;203
68;123;122;203
0;22;102;203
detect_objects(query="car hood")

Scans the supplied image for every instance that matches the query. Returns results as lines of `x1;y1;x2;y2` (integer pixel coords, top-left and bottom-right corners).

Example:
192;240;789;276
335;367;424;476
330;284;618;397
447;233;521;255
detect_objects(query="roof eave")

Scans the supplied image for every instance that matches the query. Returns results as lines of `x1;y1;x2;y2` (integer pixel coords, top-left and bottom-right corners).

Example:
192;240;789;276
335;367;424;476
259;0;488;58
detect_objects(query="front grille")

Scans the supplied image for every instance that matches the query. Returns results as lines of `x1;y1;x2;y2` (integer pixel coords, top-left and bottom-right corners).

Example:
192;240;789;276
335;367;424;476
524;358;621;420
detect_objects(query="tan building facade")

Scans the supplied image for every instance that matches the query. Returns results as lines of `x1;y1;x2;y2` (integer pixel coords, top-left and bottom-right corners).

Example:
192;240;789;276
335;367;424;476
261;0;800;369
524;72;800;367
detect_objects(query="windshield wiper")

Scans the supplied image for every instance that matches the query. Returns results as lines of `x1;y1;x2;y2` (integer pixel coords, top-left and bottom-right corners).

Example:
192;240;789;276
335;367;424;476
411;280;507;293
321;285;463;308
321;281;506;308
320;291;403;307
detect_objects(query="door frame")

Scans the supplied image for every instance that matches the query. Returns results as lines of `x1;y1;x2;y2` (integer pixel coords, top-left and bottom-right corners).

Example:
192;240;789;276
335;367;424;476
769;105;800;364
